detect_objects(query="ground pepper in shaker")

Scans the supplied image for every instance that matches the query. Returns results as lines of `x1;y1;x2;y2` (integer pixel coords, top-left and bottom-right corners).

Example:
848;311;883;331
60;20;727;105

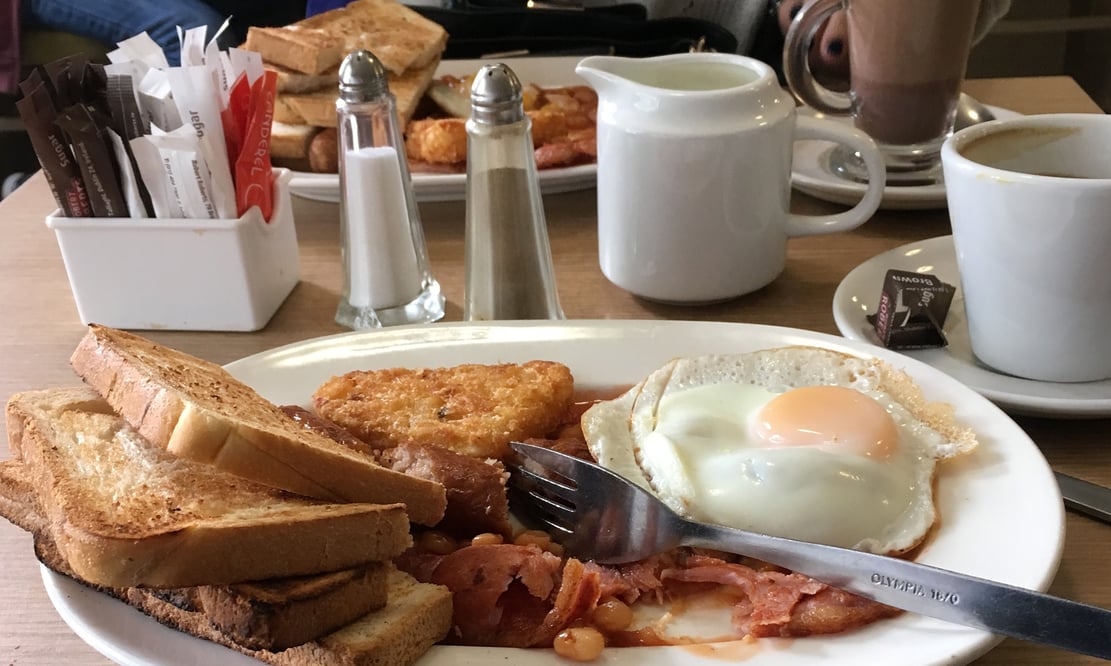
464;63;564;321
334;49;444;329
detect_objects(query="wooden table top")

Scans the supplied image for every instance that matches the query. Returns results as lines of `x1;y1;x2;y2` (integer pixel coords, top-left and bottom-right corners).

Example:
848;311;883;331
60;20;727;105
0;76;1107;665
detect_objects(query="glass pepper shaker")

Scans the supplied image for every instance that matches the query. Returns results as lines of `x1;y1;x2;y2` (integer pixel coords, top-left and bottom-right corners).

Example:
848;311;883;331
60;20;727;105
463;63;564;321
334;49;445;329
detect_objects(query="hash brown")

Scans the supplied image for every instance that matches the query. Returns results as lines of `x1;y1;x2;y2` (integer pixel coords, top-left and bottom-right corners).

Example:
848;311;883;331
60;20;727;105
312;361;574;459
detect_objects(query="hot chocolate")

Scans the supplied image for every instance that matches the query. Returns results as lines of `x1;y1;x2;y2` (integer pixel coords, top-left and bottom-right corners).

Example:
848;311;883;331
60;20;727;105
847;0;980;146
784;0;984;183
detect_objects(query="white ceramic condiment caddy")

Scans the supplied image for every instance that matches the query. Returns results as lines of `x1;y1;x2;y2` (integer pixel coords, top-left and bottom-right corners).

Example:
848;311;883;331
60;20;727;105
46;169;300;331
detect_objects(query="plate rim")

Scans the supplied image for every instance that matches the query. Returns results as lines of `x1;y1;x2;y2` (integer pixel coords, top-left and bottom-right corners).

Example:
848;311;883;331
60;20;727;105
832;236;1111;417
41;320;1065;666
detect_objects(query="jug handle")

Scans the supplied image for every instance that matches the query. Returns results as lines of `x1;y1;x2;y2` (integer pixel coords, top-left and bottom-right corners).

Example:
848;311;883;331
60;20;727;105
785;115;886;237
783;0;851;115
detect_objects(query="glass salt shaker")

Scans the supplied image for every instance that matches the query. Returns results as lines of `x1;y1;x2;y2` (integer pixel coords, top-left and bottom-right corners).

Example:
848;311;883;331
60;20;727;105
463;63;564;321
334;49;444;329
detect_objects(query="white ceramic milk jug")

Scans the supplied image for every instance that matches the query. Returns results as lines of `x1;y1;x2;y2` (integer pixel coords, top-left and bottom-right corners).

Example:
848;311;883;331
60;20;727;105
577;52;886;303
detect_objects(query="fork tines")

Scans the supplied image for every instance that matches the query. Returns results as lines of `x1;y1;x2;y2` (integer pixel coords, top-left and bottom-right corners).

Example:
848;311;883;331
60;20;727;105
506;442;582;538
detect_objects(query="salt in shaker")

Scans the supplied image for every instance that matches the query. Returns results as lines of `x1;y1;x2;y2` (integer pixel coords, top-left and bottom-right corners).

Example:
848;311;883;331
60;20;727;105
335;49;444;329
463;63;564;321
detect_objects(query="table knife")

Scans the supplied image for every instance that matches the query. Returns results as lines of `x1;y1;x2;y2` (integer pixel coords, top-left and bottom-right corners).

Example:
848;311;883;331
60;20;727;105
1056;472;1111;526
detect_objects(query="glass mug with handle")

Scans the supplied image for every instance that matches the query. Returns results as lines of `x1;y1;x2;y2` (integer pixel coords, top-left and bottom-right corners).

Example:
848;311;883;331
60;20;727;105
784;0;982;185
576;52;885;304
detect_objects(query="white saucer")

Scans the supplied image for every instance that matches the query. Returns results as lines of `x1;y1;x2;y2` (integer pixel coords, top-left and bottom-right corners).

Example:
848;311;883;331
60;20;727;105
792;105;1021;210
832;235;1111;418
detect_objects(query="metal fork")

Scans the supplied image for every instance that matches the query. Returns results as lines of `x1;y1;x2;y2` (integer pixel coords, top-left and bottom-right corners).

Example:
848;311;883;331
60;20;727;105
509;442;1111;660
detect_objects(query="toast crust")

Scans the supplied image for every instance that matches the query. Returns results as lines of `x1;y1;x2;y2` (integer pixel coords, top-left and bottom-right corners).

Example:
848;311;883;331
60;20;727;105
70;325;446;526
7;387;412;588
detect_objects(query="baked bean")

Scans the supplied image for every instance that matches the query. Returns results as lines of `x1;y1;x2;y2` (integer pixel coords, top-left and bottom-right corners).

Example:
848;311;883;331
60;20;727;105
514;529;552;549
471;532;504;547
545;541;565;558
417;530;457;555
553;626;605;662
591;598;633;632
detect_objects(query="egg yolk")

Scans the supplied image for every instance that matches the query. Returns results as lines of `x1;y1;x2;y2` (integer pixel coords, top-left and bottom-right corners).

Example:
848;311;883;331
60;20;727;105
752;385;899;459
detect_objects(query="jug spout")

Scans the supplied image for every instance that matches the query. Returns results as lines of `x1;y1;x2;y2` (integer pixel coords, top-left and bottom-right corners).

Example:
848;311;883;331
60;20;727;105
574;56;638;97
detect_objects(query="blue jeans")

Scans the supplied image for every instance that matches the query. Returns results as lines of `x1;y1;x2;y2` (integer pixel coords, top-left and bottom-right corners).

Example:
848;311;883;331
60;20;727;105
21;0;237;66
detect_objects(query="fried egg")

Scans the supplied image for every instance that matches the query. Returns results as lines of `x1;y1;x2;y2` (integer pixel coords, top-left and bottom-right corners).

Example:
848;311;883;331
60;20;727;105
581;347;977;555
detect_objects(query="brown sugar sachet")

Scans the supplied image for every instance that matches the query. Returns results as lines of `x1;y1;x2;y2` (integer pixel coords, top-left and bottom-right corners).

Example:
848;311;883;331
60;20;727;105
867;269;956;350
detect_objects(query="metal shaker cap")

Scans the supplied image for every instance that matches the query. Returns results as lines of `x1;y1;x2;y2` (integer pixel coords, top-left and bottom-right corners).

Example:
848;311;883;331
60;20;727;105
470;63;525;125
338;50;389;102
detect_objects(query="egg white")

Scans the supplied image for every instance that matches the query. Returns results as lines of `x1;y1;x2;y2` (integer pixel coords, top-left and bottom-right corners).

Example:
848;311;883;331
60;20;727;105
582;347;977;555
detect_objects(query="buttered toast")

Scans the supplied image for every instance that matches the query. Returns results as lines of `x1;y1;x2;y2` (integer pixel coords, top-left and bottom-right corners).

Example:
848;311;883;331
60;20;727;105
70;324;446;526
5;386;412;588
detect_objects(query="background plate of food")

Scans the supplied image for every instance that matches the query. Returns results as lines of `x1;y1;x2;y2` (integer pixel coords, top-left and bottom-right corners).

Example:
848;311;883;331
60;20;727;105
41;321;1065;666
281;56;597;203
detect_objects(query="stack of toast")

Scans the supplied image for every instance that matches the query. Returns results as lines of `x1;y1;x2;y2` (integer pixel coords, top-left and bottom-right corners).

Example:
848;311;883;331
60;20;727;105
246;0;448;168
0;325;453;665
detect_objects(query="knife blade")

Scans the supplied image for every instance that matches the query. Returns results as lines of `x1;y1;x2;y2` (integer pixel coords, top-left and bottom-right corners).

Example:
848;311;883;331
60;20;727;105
1056;471;1111;526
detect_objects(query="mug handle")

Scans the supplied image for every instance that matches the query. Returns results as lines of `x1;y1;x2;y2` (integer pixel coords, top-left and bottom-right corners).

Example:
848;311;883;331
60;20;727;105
783;0;851;114
785;115;886;237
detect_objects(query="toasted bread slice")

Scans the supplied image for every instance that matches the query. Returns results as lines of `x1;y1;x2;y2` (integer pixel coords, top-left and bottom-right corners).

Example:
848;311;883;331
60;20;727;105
19;482;448;662
0;459;38;533
126;567;452;666
313;361;575;459
20;495;451;662
278;57;439;129
269;62;336;95
245;0;447;76
281;90;342;128
70;325;446;526
5;386;413;588
0;459;394;651
275;94;308;125
186;566;390;650
272;121;323;159
244;27;344;77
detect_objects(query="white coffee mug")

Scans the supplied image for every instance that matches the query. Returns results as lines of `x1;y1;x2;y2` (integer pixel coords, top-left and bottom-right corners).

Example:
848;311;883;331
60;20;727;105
942;113;1111;382
576;52;886;303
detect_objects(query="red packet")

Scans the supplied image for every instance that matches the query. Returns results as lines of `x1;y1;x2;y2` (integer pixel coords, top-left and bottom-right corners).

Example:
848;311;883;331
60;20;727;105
221;72;250;173
235;70;276;220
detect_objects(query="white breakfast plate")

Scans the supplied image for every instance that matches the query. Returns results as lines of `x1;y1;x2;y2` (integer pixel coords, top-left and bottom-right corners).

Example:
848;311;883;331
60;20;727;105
791;105;1021;210
833;236;1111;418
42;321;1065;665
288;56;597;203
